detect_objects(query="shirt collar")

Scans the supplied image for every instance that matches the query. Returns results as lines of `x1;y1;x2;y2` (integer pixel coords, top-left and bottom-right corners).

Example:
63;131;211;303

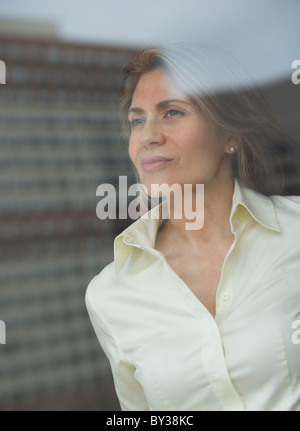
114;203;164;275
114;179;281;275
231;179;280;233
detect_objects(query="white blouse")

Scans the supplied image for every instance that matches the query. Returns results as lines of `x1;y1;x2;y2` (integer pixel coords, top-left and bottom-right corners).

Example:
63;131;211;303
85;180;300;411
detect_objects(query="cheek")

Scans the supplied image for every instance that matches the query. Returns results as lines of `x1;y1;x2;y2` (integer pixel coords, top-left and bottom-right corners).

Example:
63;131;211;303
128;138;138;165
178;124;224;158
176;128;208;156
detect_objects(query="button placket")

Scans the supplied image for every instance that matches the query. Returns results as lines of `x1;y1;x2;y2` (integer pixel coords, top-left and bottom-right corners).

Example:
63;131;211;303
221;292;231;301
201;313;245;411
215;233;239;323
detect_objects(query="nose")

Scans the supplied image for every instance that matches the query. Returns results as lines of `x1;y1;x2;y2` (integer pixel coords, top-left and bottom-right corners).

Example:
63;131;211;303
139;119;166;147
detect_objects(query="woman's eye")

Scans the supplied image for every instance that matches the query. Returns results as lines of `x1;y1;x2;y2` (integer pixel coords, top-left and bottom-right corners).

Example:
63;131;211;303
129;118;144;128
166;109;182;118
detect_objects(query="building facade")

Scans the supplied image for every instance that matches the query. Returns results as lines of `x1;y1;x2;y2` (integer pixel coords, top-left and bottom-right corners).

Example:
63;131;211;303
0;25;136;410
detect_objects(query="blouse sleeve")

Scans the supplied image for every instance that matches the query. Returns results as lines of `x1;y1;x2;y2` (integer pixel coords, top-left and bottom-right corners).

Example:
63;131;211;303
85;290;150;411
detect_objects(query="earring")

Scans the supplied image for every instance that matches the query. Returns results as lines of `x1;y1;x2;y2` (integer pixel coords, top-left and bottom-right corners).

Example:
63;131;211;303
230;146;235;153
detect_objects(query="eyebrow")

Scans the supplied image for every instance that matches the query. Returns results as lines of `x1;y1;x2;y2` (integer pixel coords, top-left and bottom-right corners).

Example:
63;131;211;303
128;99;191;116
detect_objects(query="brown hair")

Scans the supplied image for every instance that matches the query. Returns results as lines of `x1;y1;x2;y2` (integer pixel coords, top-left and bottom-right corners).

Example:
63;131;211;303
119;42;300;196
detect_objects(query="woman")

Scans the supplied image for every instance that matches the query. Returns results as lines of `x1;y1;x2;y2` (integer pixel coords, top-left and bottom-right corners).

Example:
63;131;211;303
86;43;300;411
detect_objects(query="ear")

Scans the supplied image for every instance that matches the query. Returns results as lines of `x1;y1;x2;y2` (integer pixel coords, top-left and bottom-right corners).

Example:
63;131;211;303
224;137;238;154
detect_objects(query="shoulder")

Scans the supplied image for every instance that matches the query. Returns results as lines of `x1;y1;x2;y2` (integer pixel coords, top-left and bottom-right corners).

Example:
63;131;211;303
271;194;300;222
270;195;300;243
85;261;116;316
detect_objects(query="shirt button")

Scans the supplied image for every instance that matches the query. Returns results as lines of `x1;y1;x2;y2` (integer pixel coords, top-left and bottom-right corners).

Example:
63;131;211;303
124;234;133;242
221;292;231;301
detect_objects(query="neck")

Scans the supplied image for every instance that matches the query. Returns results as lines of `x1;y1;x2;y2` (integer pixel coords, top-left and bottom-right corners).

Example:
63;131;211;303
157;174;235;250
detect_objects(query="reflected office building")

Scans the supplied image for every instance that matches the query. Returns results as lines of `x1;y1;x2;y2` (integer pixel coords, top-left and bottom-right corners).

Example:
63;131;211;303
0;18;135;410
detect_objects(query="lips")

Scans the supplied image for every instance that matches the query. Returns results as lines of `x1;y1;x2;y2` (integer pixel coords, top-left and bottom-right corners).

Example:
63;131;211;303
141;155;173;171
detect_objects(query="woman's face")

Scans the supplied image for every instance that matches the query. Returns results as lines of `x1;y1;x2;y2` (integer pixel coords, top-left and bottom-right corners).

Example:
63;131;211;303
128;68;233;193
